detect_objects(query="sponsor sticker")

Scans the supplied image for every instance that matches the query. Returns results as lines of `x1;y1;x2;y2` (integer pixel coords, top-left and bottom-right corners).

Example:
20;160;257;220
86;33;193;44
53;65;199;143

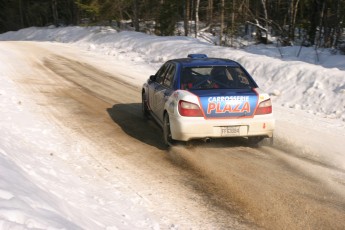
200;95;258;118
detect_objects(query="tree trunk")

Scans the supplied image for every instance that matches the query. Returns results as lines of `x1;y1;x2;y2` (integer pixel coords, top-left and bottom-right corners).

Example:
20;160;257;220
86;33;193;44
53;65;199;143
133;0;139;31
260;0;268;43
220;0;224;45
332;0;341;49
316;1;326;48
184;0;190;36
308;0;319;45
207;0;213;26
195;0;200;38
289;0;300;41
52;0;58;25
18;0;24;28
230;0;235;46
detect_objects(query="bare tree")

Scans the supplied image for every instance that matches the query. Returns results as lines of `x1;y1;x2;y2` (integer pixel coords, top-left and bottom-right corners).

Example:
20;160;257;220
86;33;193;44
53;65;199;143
18;0;24;28
184;0;190;36
195;0;200;38
220;0;225;45
132;0;139;31
207;0;213;26
332;0;343;49
288;0;300;41
52;0;58;25
260;0;269;43
230;0;236;46
316;0;326;48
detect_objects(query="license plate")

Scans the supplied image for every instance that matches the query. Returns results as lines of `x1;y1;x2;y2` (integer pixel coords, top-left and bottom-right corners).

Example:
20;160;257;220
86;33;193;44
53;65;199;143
220;126;240;136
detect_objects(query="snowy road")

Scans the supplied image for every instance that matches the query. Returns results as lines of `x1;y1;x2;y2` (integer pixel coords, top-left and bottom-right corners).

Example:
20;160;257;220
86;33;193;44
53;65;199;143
2;41;345;229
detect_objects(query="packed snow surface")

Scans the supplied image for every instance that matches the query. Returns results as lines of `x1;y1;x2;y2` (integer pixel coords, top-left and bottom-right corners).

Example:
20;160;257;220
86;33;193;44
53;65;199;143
0;26;344;229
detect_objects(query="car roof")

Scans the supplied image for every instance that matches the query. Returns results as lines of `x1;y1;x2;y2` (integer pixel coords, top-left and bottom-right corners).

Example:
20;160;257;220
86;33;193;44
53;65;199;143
170;55;241;68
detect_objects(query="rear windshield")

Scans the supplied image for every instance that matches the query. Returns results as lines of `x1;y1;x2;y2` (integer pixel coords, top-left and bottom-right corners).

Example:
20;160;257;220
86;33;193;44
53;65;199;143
180;66;257;90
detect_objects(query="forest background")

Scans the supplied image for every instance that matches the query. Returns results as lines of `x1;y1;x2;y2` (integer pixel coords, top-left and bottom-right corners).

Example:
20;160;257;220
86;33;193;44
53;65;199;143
1;0;344;52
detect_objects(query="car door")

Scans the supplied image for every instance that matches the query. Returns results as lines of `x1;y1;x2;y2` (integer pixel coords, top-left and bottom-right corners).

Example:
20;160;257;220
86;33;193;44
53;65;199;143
147;62;169;120
154;63;176;123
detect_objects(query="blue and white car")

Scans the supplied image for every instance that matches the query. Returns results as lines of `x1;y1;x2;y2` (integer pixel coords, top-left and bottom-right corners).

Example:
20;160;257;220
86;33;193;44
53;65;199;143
142;54;275;146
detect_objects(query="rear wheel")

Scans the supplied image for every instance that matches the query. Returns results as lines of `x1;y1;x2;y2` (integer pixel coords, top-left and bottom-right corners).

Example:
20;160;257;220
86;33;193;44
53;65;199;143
163;114;175;146
142;93;149;119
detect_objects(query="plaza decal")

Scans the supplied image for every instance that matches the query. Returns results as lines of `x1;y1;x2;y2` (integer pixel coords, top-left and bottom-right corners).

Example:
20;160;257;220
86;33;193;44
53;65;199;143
200;95;258;118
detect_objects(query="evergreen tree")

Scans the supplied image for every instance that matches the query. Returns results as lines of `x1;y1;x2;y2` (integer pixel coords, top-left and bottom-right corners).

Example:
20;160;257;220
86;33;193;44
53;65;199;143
156;0;182;36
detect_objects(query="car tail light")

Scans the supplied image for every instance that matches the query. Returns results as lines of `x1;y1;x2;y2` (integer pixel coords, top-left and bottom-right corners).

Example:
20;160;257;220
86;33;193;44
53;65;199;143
178;100;203;117
255;99;272;115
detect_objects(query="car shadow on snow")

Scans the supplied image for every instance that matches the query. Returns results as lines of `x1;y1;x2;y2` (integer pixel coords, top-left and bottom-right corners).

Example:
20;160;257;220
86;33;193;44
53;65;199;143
106;103;168;150
106;103;258;150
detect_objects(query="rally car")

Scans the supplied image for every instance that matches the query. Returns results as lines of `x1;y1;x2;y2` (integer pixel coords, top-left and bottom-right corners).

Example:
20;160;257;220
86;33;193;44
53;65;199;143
142;54;274;146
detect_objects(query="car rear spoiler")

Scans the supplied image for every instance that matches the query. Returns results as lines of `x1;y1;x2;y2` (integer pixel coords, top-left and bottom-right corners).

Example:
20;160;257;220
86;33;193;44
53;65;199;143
187;54;208;59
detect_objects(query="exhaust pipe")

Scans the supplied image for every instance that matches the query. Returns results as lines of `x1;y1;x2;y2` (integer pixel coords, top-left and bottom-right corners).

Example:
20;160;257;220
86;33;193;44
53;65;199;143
203;138;212;143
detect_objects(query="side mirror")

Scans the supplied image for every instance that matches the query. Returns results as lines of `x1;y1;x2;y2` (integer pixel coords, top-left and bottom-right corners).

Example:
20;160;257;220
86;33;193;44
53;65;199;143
149;75;156;81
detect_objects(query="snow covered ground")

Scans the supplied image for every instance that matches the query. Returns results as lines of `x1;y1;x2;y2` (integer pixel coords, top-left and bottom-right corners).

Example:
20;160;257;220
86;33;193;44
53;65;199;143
0;26;344;229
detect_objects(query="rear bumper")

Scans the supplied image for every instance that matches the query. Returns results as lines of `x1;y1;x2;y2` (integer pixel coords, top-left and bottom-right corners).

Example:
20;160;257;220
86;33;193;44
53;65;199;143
169;113;275;141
